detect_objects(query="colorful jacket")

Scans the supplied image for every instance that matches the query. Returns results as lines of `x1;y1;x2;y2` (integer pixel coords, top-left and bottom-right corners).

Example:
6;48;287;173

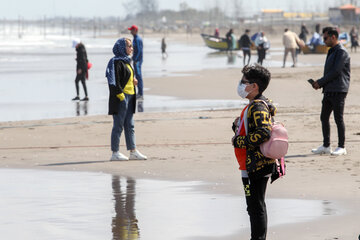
108;60;136;115
233;95;276;179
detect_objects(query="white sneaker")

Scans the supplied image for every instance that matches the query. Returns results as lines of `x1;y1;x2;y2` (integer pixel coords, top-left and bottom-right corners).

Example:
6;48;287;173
129;149;147;160
331;147;347;156
110;152;129;161
311;145;332;154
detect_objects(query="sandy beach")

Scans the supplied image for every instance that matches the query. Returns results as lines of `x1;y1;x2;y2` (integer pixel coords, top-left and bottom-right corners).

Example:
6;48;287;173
1;34;360;239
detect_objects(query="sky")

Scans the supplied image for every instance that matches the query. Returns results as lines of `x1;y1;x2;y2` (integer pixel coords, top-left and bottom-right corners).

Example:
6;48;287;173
3;0;342;19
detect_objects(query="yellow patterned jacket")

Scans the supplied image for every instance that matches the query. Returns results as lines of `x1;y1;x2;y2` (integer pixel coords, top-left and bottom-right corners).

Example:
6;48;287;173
233;95;277;179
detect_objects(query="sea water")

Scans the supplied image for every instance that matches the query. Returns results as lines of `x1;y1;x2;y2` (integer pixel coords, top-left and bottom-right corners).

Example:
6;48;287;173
0;34;318;122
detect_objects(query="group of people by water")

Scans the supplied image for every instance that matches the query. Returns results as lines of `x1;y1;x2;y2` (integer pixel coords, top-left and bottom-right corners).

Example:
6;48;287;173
224;28;269;66
66;22;351;240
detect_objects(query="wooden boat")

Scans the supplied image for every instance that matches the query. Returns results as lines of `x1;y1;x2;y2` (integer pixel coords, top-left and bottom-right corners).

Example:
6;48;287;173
302;32;349;54
302;45;329;54
201;33;257;51
201;33;236;50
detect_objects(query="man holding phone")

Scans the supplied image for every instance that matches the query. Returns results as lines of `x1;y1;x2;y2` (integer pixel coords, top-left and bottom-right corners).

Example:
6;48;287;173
309;27;350;156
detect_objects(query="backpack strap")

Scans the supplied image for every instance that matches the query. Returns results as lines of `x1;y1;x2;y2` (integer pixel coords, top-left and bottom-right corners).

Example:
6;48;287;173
254;99;274;122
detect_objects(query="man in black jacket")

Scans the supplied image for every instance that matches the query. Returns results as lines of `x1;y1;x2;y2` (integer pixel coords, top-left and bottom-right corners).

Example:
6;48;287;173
239;29;252;66
311;27;350;156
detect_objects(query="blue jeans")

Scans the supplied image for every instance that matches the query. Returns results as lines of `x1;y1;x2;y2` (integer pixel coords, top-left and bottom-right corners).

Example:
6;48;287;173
111;94;136;152
134;61;143;96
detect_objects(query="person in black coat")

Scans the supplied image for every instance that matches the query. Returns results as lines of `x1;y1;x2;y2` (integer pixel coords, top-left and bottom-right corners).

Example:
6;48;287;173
72;39;89;101
239;29;252;66
106;38;147;161
310;27;350;156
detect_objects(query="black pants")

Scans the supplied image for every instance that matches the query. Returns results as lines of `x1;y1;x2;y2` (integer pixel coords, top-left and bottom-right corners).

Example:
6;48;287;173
75;71;88;97
243;49;251;65
257;48;266;65
242;177;269;240
321;92;347;148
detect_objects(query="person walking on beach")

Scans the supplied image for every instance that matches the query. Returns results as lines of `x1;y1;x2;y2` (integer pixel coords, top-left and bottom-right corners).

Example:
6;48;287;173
72;39;89;101
310;27;350;156
255;32;268;65
128;25;144;100
239;29;252;66
161;37;168;58
282;28;301;68
226;28;234;53
232;64;276;240
349;26;358;52
106;38;147;161
299;23;309;43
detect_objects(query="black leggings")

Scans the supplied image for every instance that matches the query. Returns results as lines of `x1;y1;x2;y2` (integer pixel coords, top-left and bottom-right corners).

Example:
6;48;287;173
321;92;347;148
243;49;251;65
75;71;88;97
242;177;269;240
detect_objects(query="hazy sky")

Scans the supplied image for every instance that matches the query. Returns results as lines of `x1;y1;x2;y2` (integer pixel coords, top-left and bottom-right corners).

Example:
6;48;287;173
4;0;341;19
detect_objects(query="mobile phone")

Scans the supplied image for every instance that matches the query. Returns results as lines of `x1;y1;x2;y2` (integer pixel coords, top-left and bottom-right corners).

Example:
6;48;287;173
307;79;315;85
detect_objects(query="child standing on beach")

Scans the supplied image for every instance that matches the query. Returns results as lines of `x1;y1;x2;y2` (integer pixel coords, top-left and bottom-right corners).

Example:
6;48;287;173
232;64;276;240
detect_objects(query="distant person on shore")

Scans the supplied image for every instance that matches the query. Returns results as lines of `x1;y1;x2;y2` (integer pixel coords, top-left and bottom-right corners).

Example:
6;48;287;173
255;32;269;65
282;28;301;68
226;28;234;53
310;27;350;156
214;28;220;38
232;64;276;240
161;37;168;58
106;38;147;161
71;39;89;101
309;24;321;51
299;23;309;43
349;26;359;52
128;25;144;100
239;29;252;66
298;23;309;54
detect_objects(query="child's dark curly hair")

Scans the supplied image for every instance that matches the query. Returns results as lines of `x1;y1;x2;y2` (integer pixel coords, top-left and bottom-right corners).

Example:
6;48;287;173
241;64;271;94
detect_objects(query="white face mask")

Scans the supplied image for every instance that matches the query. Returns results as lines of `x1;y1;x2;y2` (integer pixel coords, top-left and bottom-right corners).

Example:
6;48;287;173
237;83;250;98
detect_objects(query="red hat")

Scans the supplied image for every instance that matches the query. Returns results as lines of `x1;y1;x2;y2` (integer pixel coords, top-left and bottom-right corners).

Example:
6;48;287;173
128;25;138;31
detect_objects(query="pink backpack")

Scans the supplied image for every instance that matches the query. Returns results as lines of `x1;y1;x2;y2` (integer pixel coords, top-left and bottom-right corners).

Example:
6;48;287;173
258;100;289;160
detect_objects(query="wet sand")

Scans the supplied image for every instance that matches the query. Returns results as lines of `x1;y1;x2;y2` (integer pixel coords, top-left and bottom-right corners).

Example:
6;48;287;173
1;34;360;239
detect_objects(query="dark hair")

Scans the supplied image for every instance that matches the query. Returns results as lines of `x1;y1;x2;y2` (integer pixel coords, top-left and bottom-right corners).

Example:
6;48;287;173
245;29;250;33
241;64;271;94
284;28;288;32
322;27;338;39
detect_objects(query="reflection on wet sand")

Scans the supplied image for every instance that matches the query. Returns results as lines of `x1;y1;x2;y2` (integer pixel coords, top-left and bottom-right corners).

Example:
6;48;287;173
112;176;139;240
0;169;343;240
227;53;237;64
75;101;88;116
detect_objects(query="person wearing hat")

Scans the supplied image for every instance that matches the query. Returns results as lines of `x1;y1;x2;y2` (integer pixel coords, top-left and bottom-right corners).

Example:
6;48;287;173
128;25;144;100
71;39;89;101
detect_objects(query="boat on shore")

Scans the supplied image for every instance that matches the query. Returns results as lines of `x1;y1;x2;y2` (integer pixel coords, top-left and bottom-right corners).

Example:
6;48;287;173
302;32;349;54
201;33;258;51
200;33;236;51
